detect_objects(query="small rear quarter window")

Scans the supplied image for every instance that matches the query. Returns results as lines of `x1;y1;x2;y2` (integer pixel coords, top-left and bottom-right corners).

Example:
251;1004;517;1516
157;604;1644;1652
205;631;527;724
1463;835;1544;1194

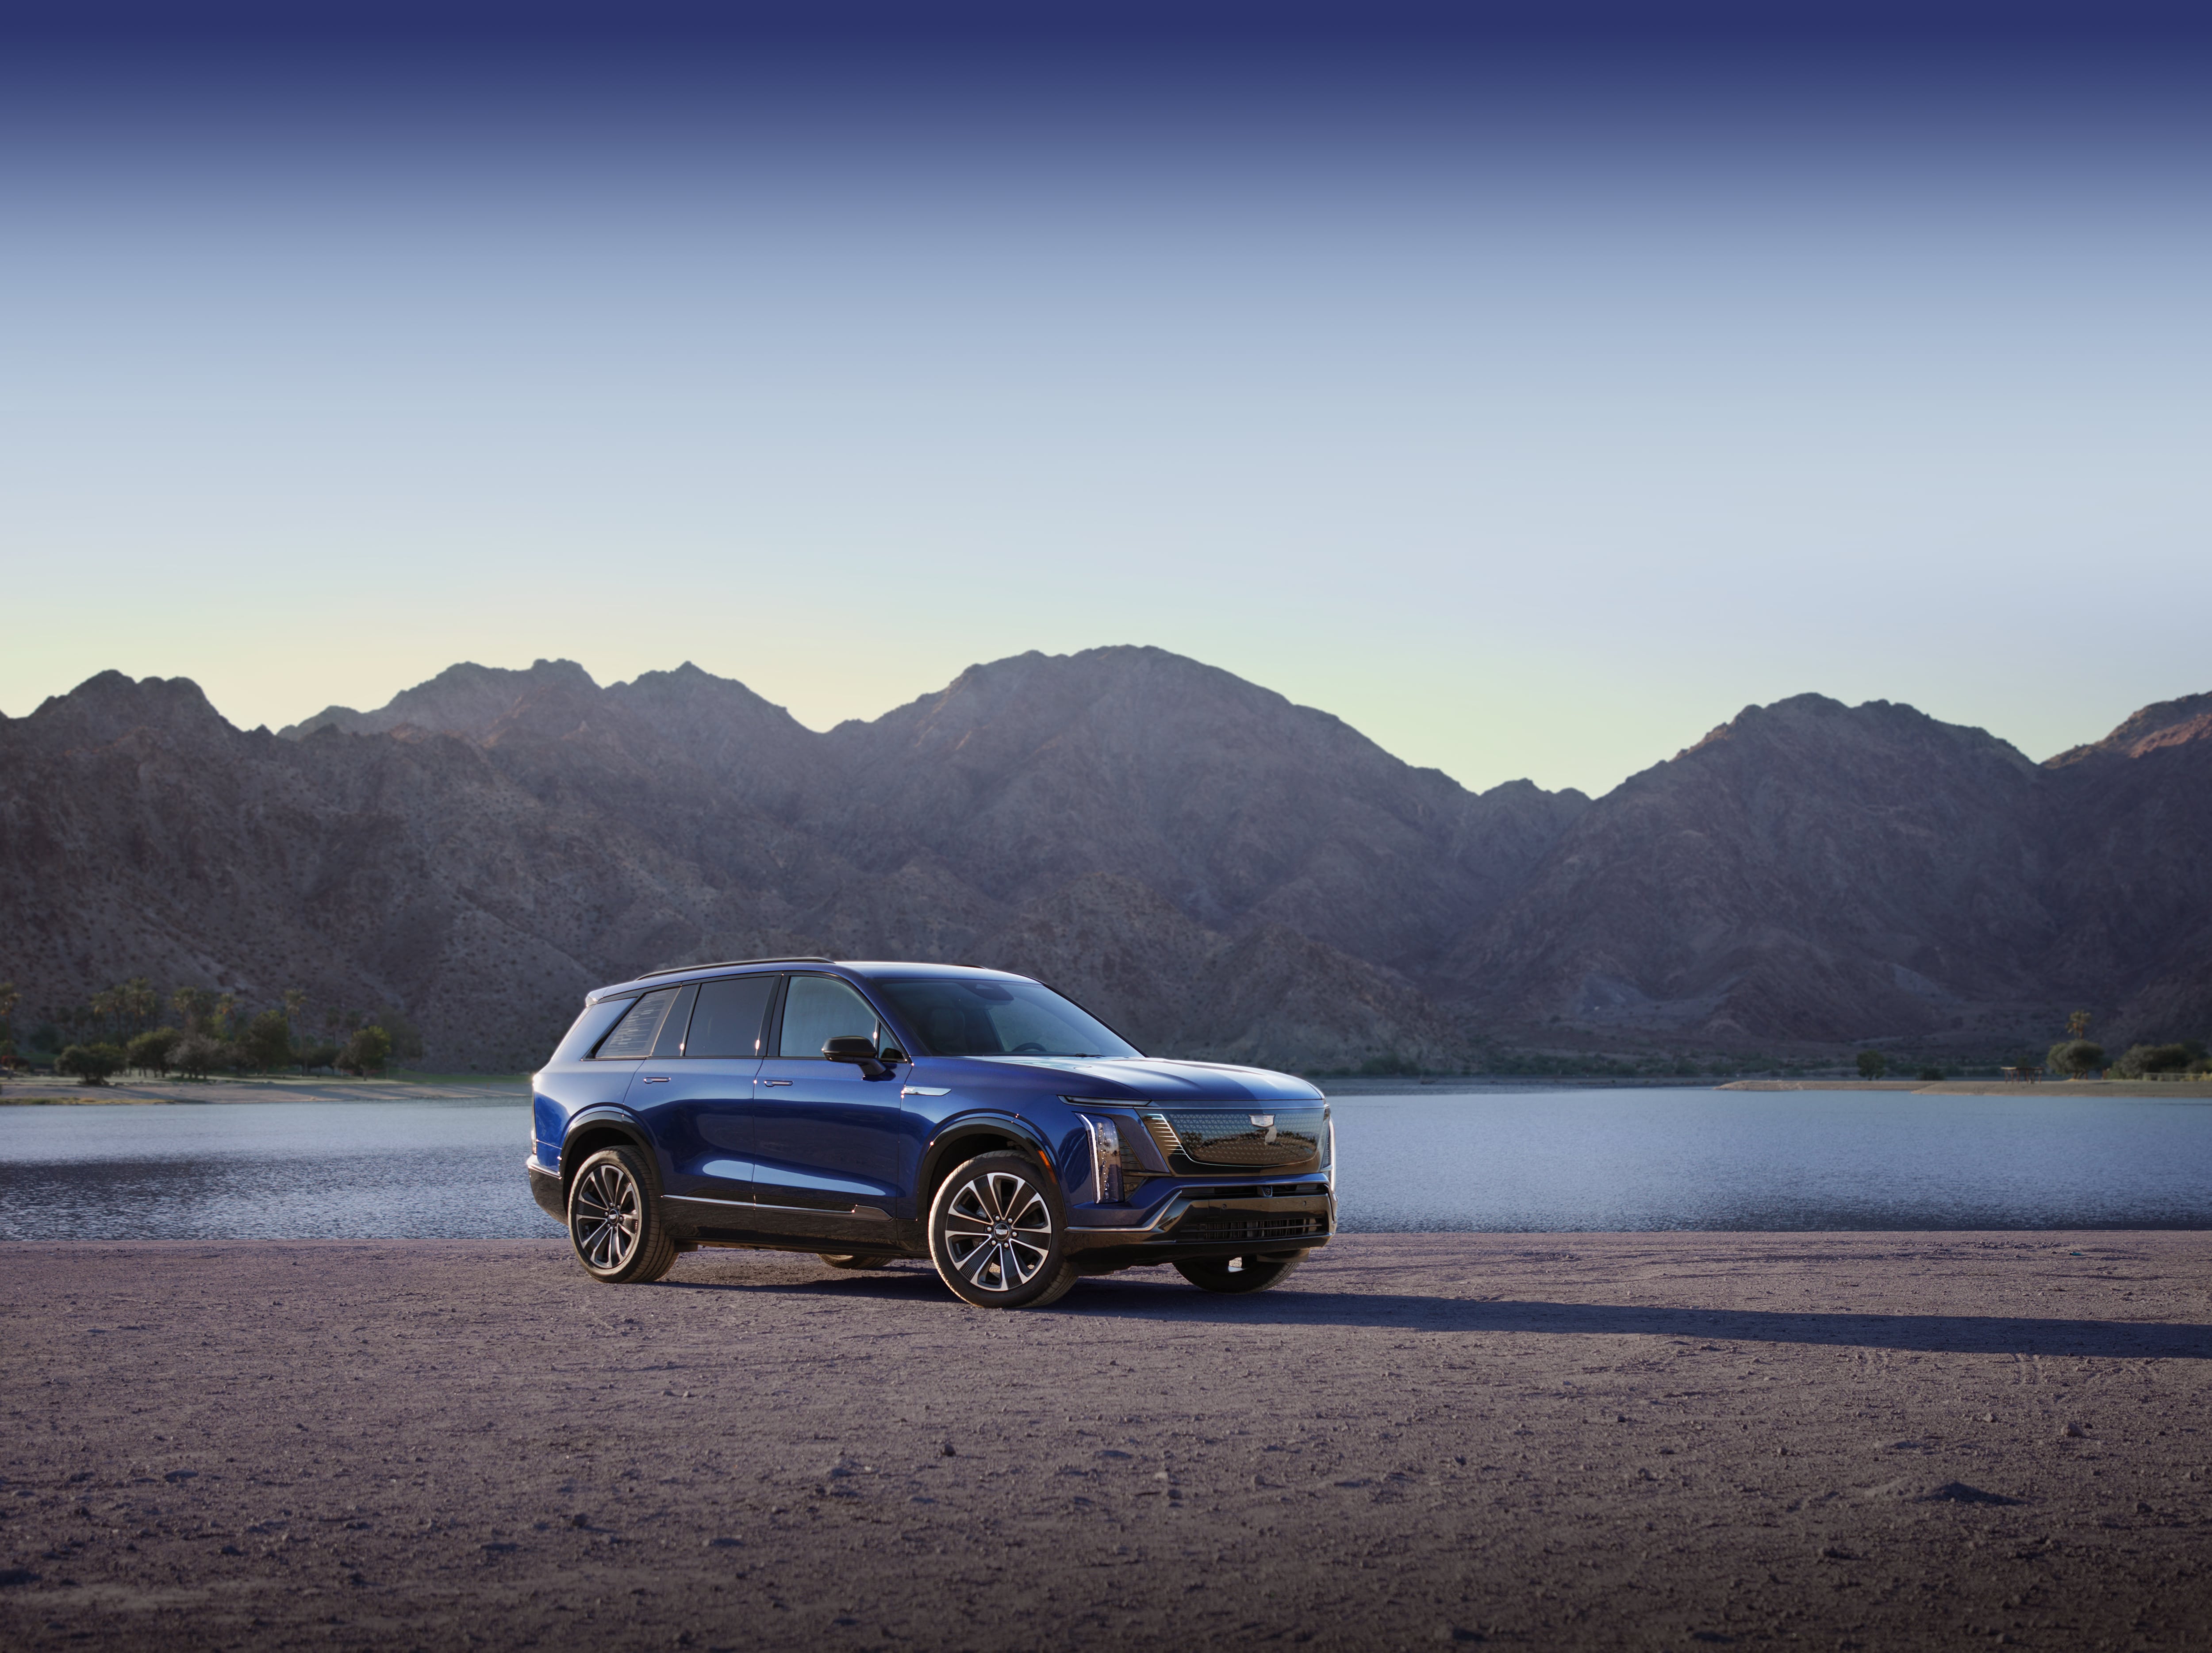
594;987;681;1059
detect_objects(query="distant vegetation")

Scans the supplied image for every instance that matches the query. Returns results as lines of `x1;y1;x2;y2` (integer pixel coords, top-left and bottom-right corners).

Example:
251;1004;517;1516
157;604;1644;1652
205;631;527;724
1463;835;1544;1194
1317;1046;1985;1082
2114;1041;2210;1078
2046;1038;2107;1078
0;976;422;1084
1314;1016;2212;1084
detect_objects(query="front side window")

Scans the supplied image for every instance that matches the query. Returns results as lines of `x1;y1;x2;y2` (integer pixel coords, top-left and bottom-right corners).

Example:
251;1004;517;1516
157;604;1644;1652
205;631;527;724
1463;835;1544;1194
776;976;881;1059
872;978;1138;1059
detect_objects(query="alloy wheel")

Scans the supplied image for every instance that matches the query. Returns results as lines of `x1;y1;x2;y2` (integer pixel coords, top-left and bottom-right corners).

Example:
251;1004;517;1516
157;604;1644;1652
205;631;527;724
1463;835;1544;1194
570;1160;641;1273
940;1169;1054;1294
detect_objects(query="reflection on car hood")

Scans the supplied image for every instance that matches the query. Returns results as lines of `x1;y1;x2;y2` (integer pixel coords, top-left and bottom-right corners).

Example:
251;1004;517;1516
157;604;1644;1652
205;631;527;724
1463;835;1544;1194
952;1055;1324;1103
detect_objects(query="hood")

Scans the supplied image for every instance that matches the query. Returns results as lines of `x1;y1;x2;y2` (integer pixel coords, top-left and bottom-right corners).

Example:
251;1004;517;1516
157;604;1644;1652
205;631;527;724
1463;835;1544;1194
926;1055;1324;1104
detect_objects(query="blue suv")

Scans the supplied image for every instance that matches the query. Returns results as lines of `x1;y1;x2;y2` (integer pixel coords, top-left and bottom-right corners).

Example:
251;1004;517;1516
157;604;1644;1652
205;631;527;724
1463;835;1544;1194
526;959;1335;1308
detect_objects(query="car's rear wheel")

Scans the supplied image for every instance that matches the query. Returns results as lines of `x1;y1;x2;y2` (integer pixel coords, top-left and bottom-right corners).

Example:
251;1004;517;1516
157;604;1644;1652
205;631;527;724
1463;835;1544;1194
567;1146;678;1284
817;1254;895;1270
1172;1252;1305;1294
926;1151;1079;1309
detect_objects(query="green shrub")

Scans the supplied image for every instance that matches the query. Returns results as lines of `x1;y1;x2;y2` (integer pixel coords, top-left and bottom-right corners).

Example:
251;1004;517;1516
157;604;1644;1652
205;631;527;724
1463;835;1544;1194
57;1043;125;1085
296;1042;342;1071
171;1034;227;1080
241;1009;294;1073
341;1025;393;1075
126;1027;180;1074
2114;1041;2206;1078
1856;1051;1889;1078
2047;1039;2106;1077
1918;1066;1946;1081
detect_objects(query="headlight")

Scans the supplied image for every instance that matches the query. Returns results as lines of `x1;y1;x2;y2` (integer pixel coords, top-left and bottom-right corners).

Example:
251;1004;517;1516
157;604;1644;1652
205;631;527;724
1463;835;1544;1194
1077;1115;1123;1204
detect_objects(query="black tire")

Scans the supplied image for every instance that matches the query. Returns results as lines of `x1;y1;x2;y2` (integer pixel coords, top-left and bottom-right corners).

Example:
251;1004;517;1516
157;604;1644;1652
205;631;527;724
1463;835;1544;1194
567;1146;678;1284
817;1254;895;1270
1172;1252;1305;1294
926;1151;1080;1309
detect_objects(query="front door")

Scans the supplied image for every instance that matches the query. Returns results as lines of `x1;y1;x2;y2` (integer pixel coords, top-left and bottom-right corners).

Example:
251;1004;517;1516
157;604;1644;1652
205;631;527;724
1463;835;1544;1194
751;974;907;1215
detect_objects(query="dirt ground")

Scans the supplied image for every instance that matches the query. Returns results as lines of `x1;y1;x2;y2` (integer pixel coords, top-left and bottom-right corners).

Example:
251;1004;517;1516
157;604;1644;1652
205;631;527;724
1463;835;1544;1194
4;1233;2210;1651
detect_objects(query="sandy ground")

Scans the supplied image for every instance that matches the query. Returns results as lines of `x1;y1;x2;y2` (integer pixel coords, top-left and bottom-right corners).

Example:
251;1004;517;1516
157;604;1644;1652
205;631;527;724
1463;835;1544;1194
4;1234;2210;1652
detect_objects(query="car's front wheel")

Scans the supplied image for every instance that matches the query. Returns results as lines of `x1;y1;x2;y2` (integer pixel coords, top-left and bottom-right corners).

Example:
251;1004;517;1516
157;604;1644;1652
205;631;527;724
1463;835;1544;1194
1172;1252;1305;1294
567;1146;678;1284
926;1151;1079;1309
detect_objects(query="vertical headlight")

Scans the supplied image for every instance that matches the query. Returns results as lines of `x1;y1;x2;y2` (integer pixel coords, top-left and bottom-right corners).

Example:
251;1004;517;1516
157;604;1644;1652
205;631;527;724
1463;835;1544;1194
1081;1116;1124;1204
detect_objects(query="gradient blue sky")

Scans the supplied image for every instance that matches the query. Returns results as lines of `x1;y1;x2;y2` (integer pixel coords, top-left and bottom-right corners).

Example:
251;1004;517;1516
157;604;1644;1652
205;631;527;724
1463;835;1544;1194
4;3;2207;795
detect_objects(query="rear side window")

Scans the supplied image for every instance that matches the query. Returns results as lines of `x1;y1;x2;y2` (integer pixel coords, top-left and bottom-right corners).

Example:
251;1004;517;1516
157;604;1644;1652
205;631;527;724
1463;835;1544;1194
686;975;776;1059
776;976;880;1059
595;987;681;1059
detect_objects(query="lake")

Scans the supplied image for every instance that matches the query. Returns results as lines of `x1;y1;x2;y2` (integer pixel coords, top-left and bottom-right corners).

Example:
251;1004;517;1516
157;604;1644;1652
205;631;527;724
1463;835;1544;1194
3;1088;2209;1241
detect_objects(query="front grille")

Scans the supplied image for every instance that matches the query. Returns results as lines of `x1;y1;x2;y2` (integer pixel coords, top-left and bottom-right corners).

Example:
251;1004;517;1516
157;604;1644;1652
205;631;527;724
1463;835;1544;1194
1151;1106;1324;1170
1174;1211;1328;1243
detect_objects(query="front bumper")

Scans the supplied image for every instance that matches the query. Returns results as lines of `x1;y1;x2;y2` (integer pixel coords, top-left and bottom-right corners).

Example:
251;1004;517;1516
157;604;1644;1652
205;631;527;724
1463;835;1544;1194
1063;1183;1334;1270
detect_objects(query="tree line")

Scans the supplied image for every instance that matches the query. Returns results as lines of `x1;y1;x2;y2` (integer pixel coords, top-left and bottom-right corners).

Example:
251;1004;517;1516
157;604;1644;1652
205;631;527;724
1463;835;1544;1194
1842;1008;2209;1082
2039;1008;2209;1080
0;977;425;1085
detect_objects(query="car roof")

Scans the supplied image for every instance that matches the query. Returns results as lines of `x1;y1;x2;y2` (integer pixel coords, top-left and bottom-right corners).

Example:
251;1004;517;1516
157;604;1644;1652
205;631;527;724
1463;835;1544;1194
584;959;1033;1005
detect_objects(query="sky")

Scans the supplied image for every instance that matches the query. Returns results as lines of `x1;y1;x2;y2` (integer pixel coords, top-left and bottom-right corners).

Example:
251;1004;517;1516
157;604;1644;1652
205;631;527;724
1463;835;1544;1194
3;2;2208;797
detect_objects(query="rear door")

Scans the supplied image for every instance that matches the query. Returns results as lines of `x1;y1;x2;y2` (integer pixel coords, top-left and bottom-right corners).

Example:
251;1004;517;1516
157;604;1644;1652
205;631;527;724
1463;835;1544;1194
752;974;908;1214
629;975;775;1203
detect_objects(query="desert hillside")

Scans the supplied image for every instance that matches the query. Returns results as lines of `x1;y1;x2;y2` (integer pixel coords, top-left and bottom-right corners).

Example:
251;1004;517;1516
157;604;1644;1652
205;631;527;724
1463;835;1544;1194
3;649;2204;1068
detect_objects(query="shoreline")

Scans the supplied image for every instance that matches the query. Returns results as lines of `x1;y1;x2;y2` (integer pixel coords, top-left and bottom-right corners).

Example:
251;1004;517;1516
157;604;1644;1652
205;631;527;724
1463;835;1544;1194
9;1073;2208;1106
1720;1076;2212;1096
0;1074;530;1105
4;1232;2208;1649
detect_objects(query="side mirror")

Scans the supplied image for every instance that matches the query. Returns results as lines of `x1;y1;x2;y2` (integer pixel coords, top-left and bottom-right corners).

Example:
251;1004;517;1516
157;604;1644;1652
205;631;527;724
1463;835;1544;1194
822;1035;887;1078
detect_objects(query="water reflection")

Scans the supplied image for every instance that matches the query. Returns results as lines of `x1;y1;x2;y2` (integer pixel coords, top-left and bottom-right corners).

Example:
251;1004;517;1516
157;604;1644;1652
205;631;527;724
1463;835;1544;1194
1;1088;2208;1240
0;1098;541;1241
1334;1089;2212;1231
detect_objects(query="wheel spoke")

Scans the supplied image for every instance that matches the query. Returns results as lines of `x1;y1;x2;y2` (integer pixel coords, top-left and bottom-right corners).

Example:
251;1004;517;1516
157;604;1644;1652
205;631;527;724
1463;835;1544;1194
954;1239;999;1288
940;1209;993;1236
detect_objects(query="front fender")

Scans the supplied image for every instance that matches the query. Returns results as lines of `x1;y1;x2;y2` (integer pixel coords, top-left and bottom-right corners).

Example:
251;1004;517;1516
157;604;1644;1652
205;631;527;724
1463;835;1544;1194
918;1111;1058;1206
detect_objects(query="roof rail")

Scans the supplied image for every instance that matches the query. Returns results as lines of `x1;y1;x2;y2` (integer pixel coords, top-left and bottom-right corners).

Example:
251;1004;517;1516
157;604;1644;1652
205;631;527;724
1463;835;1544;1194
633;956;834;980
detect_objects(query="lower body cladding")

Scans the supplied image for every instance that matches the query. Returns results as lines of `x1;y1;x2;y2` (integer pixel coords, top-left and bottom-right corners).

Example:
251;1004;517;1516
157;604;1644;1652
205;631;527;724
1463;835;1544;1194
524;1159;1332;1269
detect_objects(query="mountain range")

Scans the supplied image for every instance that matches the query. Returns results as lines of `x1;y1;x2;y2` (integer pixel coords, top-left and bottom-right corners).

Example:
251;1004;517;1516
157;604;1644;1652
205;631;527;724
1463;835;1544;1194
3;647;2205;1070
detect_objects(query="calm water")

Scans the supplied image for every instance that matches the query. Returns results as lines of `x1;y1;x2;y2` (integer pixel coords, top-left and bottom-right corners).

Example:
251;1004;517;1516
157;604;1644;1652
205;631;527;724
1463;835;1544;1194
2;1089;2209;1241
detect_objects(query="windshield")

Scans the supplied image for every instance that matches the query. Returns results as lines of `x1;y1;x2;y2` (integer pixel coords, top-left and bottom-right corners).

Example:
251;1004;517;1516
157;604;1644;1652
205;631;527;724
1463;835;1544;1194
874;977;1140;1059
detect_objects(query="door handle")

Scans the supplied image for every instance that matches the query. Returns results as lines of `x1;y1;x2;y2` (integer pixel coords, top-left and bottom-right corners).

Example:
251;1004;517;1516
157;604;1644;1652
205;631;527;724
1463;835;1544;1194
761;1079;792;1087
642;1076;670;1084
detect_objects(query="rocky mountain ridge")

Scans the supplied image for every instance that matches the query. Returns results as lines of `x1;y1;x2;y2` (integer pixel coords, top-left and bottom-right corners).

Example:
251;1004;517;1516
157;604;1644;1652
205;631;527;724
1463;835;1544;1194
6;648;2205;1068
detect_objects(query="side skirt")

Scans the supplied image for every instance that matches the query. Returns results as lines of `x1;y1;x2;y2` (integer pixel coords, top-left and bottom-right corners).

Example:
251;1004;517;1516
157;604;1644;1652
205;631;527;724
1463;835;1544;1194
660;1194;923;1258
